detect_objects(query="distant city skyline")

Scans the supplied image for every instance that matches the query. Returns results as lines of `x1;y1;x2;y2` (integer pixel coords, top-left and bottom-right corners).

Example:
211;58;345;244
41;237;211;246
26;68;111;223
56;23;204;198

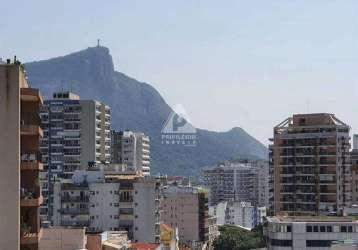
1;0;357;144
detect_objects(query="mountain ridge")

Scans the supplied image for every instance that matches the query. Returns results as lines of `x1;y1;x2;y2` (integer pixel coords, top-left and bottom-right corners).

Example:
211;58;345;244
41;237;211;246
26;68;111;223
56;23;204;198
24;46;267;175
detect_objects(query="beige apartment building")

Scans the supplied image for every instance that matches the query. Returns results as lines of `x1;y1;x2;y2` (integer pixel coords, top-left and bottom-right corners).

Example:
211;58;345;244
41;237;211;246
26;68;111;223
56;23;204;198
0;62;43;249
269;113;351;216
161;186;215;249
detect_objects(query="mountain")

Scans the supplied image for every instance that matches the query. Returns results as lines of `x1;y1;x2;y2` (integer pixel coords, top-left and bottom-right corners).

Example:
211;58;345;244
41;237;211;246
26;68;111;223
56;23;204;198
24;46;268;176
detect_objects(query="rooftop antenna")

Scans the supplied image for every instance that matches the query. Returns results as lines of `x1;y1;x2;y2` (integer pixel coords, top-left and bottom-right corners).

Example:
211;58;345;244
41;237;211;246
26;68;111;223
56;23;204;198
97;39;101;47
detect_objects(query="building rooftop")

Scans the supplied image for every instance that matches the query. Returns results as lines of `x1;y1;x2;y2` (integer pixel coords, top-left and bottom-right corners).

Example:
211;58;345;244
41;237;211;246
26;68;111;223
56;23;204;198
162;185;208;194
203;162;257;171
130;242;160;250
267;216;357;223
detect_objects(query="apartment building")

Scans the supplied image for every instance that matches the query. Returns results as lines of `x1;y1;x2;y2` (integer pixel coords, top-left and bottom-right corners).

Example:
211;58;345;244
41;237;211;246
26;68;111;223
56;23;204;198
264;216;358;250
111;130;150;176
40;91;111;221
269;113;351;216
202;161;268;206
39;227;86;250
52;165;162;243
351;135;358;205
0;62;43;249
161;186;215;249
209;201;266;229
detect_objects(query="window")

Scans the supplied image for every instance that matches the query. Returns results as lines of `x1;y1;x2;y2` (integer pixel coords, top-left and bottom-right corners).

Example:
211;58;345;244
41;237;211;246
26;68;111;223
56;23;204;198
306;226;312;232
313;226;318;232
320;226;326;232
327;226;332;232
306;240;331;247
348;226;353;232
287;226;291;233
270;239;292;247
341;226;347;232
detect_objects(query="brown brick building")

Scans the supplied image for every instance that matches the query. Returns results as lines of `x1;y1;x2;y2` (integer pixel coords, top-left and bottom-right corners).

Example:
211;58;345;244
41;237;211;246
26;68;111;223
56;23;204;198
269;113;351;216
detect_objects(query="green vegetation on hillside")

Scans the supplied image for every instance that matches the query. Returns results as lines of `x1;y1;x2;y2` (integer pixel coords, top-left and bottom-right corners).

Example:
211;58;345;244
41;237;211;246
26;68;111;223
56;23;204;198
213;225;266;250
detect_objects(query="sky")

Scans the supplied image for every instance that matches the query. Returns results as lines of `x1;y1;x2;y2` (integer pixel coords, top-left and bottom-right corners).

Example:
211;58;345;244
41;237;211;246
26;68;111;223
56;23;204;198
1;0;357;145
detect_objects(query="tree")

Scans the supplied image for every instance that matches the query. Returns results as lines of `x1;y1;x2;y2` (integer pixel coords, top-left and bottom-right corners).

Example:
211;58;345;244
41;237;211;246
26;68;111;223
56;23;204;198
212;225;266;250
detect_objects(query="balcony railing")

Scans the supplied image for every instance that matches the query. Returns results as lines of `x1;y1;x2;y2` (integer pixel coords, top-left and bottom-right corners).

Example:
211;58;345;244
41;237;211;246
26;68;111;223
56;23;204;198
61;220;90;227
21;152;43;171
21;88;43;104
60;208;89;214
61;195;89;203
20;114;43;137
20;187;42;207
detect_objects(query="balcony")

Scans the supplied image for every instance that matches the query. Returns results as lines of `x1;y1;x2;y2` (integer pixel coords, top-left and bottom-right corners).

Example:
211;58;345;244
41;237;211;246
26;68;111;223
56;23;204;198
61;183;89;190
20;229;43;245
21;124;43;137
120;214;134;220
61;195;89;203
60;208;89;215
21;88;43;104
21;188;43;207
20;113;43;137
21;152;43;171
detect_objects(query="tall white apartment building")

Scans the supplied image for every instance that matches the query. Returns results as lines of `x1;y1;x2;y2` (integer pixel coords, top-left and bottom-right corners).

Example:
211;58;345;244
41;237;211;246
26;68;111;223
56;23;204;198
111;130;150;175
203;161;269;207
52;165;162;243
40;91;111;221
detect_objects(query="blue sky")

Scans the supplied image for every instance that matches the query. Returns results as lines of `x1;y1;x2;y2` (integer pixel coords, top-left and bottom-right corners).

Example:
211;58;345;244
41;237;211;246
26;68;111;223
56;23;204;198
1;0;357;144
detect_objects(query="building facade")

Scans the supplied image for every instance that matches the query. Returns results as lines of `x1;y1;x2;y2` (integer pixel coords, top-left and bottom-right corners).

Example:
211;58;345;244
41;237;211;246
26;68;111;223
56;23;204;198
161;186;214;249
52;166;162;243
269;113;351;215
40;91;111;221
264;216;358;250
111;130;150;176
209;201;266;229
0;62;43;250
351;135;358;205
203;161;268;206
